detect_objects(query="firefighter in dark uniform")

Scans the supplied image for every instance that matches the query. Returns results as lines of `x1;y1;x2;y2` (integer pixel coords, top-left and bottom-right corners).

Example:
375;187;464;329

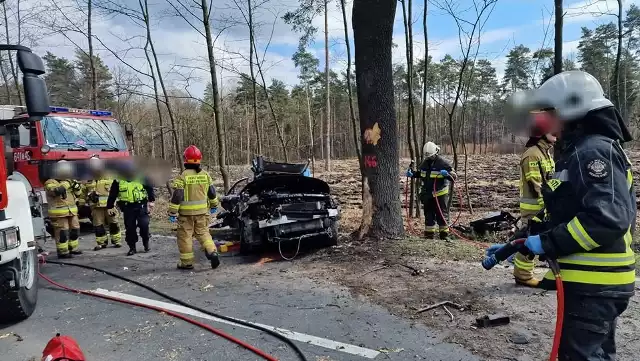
106;161;155;256
406;141;457;239
499;70;635;360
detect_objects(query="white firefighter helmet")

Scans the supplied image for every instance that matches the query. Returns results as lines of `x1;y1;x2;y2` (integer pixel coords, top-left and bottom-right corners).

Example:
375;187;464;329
423;141;440;157
88;156;104;176
506;70;613;125
54;159;73;179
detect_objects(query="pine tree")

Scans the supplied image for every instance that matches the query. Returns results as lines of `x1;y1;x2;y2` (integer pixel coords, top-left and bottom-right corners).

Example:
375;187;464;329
74;50;115;109
43;52;81;107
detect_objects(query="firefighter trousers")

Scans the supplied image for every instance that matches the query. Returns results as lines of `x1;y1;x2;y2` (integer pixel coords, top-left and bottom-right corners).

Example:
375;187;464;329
423;195;449;238
52;215;81;256
559;294;629;361
122;202;150;249
92;207;121;247
513;252;537;285
176;214;217;268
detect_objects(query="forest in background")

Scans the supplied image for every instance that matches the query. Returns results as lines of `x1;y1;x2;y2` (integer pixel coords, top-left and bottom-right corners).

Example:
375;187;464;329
0;1;637;192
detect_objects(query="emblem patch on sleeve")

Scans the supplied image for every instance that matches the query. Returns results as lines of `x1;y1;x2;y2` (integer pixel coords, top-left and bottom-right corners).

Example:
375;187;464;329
586;159;609;179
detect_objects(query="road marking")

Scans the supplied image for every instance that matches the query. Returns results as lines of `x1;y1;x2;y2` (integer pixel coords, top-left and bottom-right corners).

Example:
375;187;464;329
93;288;381;359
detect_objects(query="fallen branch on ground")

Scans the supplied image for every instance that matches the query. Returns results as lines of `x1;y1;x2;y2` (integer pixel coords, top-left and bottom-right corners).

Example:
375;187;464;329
415;300;463;314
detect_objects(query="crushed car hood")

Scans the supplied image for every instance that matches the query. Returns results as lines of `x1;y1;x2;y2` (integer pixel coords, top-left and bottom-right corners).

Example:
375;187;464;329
242;174;330;196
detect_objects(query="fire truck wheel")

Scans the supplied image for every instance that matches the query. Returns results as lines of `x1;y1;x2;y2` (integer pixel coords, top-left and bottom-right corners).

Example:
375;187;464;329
0;249;38;323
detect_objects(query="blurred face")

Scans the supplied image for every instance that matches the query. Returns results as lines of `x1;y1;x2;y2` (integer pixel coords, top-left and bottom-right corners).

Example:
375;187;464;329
544;133;557;144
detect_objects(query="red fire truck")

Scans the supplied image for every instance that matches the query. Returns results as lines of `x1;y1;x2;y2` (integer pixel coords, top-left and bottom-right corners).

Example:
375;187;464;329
0;105;133;240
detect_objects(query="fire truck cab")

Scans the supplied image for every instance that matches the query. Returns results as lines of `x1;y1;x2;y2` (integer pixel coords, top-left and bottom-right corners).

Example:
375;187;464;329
0;105;133;241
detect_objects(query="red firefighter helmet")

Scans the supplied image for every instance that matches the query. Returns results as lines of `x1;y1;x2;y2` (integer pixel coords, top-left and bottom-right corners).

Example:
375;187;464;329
183;145;202;164
42;334;86;361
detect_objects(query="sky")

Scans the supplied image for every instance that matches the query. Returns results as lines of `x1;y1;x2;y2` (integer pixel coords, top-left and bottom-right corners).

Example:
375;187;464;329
11;0;640;101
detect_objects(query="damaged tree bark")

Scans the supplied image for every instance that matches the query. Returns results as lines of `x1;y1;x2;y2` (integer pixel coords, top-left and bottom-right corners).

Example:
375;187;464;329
353;0;403;239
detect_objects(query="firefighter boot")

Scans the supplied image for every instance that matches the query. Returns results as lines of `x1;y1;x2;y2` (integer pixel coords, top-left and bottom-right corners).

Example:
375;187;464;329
56;230;73;259
424;225;437;239
513;252;539;288
206;251;221;269
68;222;83;255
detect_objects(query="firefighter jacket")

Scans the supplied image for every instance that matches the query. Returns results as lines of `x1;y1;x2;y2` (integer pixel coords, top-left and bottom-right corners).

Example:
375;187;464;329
106;179;155;209
412;155;455;199
85;178;115;208
519;138;554;220
168;169;219;216
539;115;636;298
44;179;82;218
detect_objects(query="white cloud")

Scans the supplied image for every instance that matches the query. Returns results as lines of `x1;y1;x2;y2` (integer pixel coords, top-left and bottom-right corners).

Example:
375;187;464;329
564;0;640;24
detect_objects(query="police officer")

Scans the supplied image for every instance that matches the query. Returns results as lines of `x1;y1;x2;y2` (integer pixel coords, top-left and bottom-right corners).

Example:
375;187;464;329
44;160;83;258
406;141;456;239
106;161;155;256
502;70;635;360
86;157;121;250
168;145;220;270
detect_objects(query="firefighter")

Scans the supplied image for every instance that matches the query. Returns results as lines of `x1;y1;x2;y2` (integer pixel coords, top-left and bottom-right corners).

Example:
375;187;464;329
406;141;457;239
512;112;557;287
106;160;155;256
168;145;220;270
86;157;121;250
44;160;83;258
496;71;635;360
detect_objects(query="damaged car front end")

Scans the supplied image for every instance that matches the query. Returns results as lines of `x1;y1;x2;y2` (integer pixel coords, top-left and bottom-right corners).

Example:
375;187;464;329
210;157;340;254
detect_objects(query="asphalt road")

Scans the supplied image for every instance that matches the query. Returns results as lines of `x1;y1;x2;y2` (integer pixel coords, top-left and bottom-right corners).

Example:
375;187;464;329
0;232;480;361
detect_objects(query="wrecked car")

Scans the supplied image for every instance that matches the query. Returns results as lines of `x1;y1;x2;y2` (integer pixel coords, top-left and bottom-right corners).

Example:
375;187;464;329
210;156;340;254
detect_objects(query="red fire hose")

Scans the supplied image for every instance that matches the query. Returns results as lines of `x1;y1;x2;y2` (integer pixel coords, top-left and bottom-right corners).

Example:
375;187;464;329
548;259;564;361
37;256;280;361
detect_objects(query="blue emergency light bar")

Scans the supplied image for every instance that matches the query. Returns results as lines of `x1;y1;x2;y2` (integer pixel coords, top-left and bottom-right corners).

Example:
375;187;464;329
49;106;113;117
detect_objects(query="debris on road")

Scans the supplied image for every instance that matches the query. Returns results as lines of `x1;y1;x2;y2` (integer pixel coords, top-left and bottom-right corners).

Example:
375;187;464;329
476;314;511;328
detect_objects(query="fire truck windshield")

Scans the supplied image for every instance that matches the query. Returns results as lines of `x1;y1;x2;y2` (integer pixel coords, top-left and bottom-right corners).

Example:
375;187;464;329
41;115;127;151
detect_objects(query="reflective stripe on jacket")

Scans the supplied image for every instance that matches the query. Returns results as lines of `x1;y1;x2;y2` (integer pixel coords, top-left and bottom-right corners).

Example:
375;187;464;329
86;178;114;208
168;169;219;216
414;155;453;198
539;135;636;298
118;180;148;203
44;179;79;217
519;138;554;219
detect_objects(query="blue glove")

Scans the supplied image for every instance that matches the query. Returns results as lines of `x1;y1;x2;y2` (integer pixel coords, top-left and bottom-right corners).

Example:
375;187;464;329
525;235;545;255
406;169;413;177
440;169;449;177
169;215;177;223
210;208;217;214
485;244;502;257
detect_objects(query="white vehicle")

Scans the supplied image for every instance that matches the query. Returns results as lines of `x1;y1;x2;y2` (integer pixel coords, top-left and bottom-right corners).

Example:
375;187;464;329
0;43;52;322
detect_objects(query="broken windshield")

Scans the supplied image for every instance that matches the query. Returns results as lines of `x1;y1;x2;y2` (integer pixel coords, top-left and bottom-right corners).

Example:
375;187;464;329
41;115;127;151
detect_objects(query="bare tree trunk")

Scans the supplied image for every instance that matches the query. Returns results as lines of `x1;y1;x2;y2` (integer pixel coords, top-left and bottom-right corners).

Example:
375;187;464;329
353;0;403;239
324;0;331;173
251;38;289;162
201;0;230;191
248;0;261;156
613;0;622;110
2;2;21;105
140;0;166;160
145;0;181;168
340;0;361;163
88;0;97;109
421;0;428;153
0;52;12;103
553;0;563;75
306;84;315;172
